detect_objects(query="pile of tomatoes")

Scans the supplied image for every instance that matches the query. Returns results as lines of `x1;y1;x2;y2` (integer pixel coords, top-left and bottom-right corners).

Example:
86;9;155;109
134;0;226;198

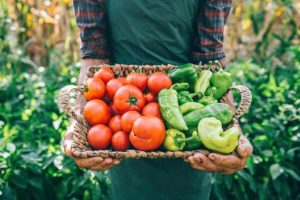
83;66;172;151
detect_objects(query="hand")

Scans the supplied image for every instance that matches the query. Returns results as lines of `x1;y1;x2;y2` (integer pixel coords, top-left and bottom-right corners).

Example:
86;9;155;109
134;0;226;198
184;135;253;174
63;121;121;171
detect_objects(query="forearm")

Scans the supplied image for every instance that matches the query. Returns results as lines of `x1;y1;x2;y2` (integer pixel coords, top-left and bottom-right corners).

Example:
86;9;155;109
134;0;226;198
193;0;232;64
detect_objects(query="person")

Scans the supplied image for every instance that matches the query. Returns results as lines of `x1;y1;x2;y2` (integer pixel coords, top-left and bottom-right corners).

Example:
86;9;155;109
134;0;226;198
64;1;253;200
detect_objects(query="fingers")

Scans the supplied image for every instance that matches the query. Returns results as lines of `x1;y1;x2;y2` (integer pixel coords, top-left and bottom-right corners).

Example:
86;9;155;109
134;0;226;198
185;153;245;174
75;157;122;171
74;157;104;168
208;153;246;170
185;153;220;172
237;135;253;158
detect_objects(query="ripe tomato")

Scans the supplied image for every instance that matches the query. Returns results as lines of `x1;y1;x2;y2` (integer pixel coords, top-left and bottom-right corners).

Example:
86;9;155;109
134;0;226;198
106;78;125;99
87;124;112;149
109;102;118;115
108;115;122;133
117;77;127;84
147;72;172;95
114;85;145;114
83;78;105;100
94;66;115;84
112;131;130;151
126;73;148;91
129;116;165;151
121;111;141;133
83;99;111;125
141;102;162;119
144;92;157;104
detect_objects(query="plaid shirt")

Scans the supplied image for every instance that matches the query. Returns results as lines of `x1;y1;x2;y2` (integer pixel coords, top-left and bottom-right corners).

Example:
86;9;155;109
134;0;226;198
73;0;232;63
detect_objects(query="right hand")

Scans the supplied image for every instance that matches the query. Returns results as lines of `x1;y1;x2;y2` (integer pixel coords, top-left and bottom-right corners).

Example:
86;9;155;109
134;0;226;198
64;121;122;171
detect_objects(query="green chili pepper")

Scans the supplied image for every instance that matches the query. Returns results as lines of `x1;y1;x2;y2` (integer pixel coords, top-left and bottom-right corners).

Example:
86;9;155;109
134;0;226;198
194;70;212;94
184;131;202;150
198;87;218;105
198;117;241;154
177;91;202;105
171;83;189;92
179;102;204;115
210;69;232;99
158;89;188;131
183;103;234;126
168;63;198;86
163;129;186;151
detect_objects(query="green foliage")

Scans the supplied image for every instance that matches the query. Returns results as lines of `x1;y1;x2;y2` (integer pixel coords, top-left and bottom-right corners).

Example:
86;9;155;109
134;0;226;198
211;54;300;200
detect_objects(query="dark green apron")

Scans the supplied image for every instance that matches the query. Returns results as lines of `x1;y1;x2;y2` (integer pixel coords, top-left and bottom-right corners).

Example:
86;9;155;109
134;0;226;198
106;1;212;199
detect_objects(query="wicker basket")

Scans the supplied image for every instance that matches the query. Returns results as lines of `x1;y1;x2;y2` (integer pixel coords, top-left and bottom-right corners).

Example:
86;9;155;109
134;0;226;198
58;64;252;159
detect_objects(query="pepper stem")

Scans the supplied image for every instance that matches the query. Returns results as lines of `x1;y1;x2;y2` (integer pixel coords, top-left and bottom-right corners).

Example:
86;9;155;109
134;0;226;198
177;135;198;143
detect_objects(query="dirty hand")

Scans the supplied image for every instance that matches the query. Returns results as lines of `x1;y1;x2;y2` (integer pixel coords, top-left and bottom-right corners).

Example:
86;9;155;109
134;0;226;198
184;135;252;174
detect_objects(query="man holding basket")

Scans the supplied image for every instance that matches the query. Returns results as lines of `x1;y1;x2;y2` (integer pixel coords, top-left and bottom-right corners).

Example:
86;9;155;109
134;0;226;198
64;1;253;199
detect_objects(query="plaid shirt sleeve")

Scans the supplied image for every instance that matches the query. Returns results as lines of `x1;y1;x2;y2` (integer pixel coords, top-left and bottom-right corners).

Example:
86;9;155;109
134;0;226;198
192;0;232;64
73;0;111;59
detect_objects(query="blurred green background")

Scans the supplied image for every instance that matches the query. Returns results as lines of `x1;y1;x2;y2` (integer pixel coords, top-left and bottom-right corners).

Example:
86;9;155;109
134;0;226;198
0;0;299;199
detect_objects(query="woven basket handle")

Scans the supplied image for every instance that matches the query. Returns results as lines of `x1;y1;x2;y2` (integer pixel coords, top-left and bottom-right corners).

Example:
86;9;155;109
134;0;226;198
58;85;87;125
225;85;252;119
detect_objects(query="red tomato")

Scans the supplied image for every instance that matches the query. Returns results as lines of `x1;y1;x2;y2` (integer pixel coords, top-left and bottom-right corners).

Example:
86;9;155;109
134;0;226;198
114;85;145;114
126;73;148;91
106;79;125;99
142;102;162;119
94;66;115;84
108;115;122;133
83;99;111;125
109;102;119;115
87;124;112;149
83;78;105;100
117;77;127;84
112;131;130;151
121;111;141;133
129;116;165;151
147;72;172;95
144;92;157;104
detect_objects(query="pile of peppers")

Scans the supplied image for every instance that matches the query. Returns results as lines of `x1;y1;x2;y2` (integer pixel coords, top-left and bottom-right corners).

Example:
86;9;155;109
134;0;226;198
157;61;241;154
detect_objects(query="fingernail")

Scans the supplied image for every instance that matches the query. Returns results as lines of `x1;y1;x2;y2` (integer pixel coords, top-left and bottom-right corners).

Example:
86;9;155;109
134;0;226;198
188;157;195;165
210;155;215;161
97;158;103;162
197;158;202;164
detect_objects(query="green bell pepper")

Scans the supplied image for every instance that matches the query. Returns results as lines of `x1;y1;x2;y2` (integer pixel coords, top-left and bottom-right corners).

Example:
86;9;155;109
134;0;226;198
194;70;212;94
179;102;204;115
210;69;232;99
163;129;186;151
171;83;189;92
184;131;202;150
198;87;218;105
183;103;234;126
158;89;188;131
198;117;241;154
168;63;198;86
164;129;202;151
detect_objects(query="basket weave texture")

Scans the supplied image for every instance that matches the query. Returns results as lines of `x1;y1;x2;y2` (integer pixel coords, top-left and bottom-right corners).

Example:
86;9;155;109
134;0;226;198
58;64;252;159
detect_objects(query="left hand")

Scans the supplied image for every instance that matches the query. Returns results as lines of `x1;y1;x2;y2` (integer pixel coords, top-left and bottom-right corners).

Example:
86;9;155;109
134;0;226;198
184;135;253;174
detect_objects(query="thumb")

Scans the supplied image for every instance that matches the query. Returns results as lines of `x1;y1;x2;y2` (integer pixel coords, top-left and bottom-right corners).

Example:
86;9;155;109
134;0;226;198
64;133;73;157
63;121;76;158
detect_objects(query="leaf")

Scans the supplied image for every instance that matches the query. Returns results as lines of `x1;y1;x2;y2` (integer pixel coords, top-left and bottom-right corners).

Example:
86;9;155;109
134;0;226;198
285;169;300;181
270;163;284;180
237;170;256;192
